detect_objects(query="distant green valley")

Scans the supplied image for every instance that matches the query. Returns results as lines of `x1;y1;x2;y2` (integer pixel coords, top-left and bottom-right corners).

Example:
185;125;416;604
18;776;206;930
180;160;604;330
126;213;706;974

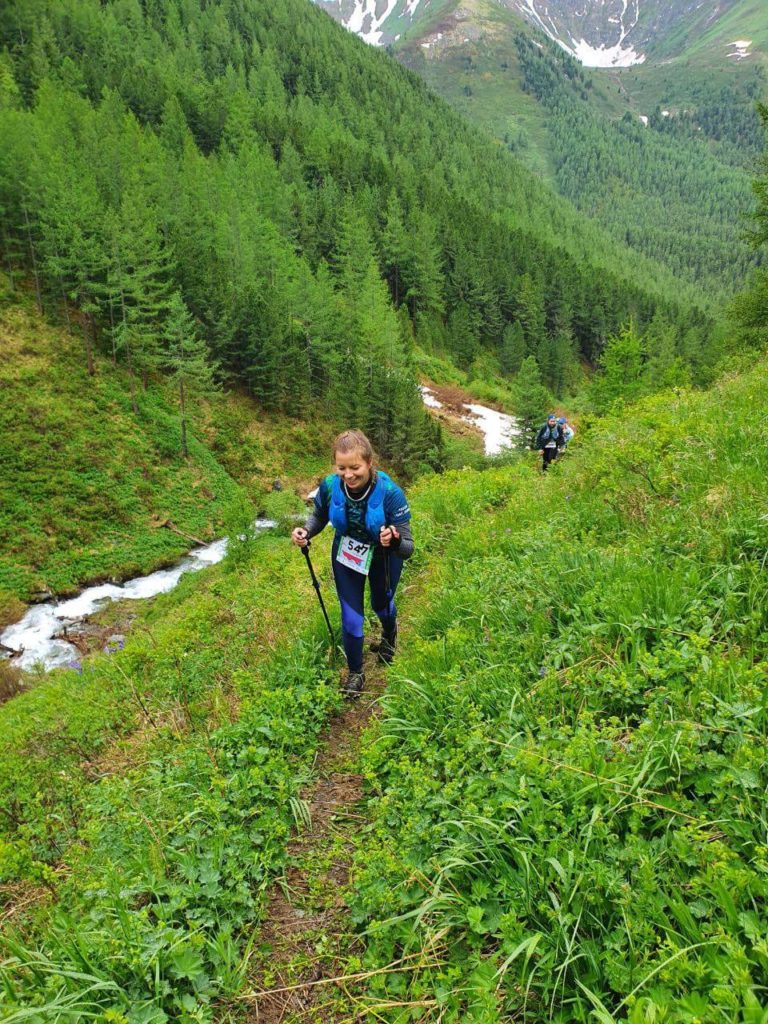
318;0;767;297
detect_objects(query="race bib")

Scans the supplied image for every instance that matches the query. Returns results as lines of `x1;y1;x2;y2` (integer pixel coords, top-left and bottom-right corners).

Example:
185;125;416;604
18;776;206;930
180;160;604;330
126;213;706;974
336;535;374;575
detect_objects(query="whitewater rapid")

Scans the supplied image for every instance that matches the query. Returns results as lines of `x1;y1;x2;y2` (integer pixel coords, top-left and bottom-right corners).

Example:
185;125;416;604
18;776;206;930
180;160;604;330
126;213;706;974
1;522;274;673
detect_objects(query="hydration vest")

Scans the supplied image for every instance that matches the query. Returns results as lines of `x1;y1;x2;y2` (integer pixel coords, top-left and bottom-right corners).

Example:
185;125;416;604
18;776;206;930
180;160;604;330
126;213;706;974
540;424;560;445
326;470;393;541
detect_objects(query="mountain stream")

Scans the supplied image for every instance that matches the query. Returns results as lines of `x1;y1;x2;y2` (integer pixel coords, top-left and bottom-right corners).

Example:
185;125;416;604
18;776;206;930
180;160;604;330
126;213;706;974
1;524;274;673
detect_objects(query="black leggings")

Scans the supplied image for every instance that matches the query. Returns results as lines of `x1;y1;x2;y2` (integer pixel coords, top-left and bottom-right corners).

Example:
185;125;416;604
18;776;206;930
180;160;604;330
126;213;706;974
542;447;558;471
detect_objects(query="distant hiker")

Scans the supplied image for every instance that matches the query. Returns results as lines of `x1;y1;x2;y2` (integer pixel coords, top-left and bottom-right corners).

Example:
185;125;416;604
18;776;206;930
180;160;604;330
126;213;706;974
558;416;574;450
291;429;414;698
536;414;564;471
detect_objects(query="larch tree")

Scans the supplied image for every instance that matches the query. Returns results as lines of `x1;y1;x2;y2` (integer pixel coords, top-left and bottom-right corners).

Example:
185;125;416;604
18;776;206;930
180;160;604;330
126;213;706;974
513;355;552;450
164;290;219;458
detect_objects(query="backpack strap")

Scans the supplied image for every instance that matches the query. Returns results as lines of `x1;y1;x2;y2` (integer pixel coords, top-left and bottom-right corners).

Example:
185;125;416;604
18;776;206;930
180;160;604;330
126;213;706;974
327;474;347;533
364;471;391;537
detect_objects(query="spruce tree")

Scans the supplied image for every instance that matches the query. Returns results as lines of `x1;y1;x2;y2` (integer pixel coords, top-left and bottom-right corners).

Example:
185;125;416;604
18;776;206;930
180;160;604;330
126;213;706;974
589;321;646;414
111;181;175;387
381;189;409;307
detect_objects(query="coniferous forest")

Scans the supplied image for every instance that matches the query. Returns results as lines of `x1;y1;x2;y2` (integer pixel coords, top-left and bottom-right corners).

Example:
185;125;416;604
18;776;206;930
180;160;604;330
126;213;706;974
513;33;762;297
0;0;723;471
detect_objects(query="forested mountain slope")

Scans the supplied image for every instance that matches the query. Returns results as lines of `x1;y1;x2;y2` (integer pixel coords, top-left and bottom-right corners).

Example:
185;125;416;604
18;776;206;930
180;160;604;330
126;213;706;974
0;0;715;420
317;0;765;296
0;287;336;612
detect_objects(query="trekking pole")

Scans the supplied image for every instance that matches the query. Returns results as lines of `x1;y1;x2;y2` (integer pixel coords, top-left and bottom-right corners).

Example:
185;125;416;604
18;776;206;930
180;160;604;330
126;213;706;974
383;525;393;606
301;541;335;645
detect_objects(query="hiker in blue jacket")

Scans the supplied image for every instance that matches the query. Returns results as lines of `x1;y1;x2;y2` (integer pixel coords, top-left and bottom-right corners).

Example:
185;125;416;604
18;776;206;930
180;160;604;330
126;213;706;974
536;414;565;471
291;429;414;697
558;416;574;451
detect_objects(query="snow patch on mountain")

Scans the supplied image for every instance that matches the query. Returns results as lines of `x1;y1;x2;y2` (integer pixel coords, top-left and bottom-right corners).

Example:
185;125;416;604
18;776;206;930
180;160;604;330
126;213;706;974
346;0;400;45
317;0;748;64
570;37;645;67
728;39;752;60
519;0;646;67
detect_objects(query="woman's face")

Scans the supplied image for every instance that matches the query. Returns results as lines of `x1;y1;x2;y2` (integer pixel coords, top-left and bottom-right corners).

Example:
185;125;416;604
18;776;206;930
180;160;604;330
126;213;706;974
335;449;372;490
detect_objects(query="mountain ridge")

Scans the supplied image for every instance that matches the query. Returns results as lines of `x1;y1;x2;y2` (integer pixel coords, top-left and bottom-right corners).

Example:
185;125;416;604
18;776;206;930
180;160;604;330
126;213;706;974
313;0;766;69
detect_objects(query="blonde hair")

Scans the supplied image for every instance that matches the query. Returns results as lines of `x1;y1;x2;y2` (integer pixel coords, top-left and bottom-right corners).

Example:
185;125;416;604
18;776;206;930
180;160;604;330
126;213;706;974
332;429;375;464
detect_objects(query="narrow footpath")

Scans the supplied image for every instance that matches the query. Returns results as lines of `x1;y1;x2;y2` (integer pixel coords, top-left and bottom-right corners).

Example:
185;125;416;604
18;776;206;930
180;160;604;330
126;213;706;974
238;652;388;1024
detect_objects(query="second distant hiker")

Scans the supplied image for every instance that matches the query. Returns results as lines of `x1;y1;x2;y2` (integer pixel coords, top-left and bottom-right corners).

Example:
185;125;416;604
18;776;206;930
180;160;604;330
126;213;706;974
292;429;414;698
536;414;565;472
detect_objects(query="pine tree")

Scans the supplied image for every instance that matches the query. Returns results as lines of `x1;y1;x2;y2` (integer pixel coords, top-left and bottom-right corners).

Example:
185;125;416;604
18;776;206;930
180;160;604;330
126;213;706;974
549;329;578;396
105;185;175;410
33;99;109;375
350;256;404;456
589;321;645;414
381;189;408;307
404;209;444;325
733;103;768;350
501;319;528;376
446;302;479;371
644;315;689;392
516;274;547;363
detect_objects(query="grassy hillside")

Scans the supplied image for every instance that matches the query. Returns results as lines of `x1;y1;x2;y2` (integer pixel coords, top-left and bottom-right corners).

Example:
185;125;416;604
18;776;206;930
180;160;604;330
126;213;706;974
644;0;768;64
0;524;344;1018
0;288;334;613
0;438;478;1020
346;359;768;1020
3;353;768;1019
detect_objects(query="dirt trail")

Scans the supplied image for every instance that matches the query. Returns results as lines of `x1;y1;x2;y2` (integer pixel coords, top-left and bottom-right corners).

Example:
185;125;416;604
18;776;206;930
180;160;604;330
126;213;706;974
239;655;387;1023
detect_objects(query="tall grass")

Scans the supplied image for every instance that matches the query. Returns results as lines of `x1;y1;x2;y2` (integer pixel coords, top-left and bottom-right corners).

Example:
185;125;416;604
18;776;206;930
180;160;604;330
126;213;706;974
0;529;342;1019
349;363;768;1022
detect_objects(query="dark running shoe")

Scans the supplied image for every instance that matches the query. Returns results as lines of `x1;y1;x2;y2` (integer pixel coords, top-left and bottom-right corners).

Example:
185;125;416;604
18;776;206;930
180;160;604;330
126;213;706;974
341;671;365;698
378;627;397;665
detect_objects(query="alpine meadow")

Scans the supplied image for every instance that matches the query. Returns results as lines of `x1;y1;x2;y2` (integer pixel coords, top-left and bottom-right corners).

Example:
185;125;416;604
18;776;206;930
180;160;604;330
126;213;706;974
0;1;767;1023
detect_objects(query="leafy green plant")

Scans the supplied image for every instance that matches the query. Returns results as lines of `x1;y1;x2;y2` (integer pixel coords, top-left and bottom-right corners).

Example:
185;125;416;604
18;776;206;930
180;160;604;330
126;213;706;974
260;490;308;535
347;360;768;1021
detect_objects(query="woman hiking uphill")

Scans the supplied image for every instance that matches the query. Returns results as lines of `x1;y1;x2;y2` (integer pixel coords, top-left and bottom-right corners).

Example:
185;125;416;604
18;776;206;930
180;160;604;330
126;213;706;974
292;430;414;698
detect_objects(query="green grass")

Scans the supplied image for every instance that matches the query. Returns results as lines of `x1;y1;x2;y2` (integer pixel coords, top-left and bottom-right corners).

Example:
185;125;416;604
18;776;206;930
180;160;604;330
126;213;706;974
347;359;768;1021
0;292;336;604
647;0;768;64
0;523;346;1019
4;270;768;1020
0;423;500;1019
